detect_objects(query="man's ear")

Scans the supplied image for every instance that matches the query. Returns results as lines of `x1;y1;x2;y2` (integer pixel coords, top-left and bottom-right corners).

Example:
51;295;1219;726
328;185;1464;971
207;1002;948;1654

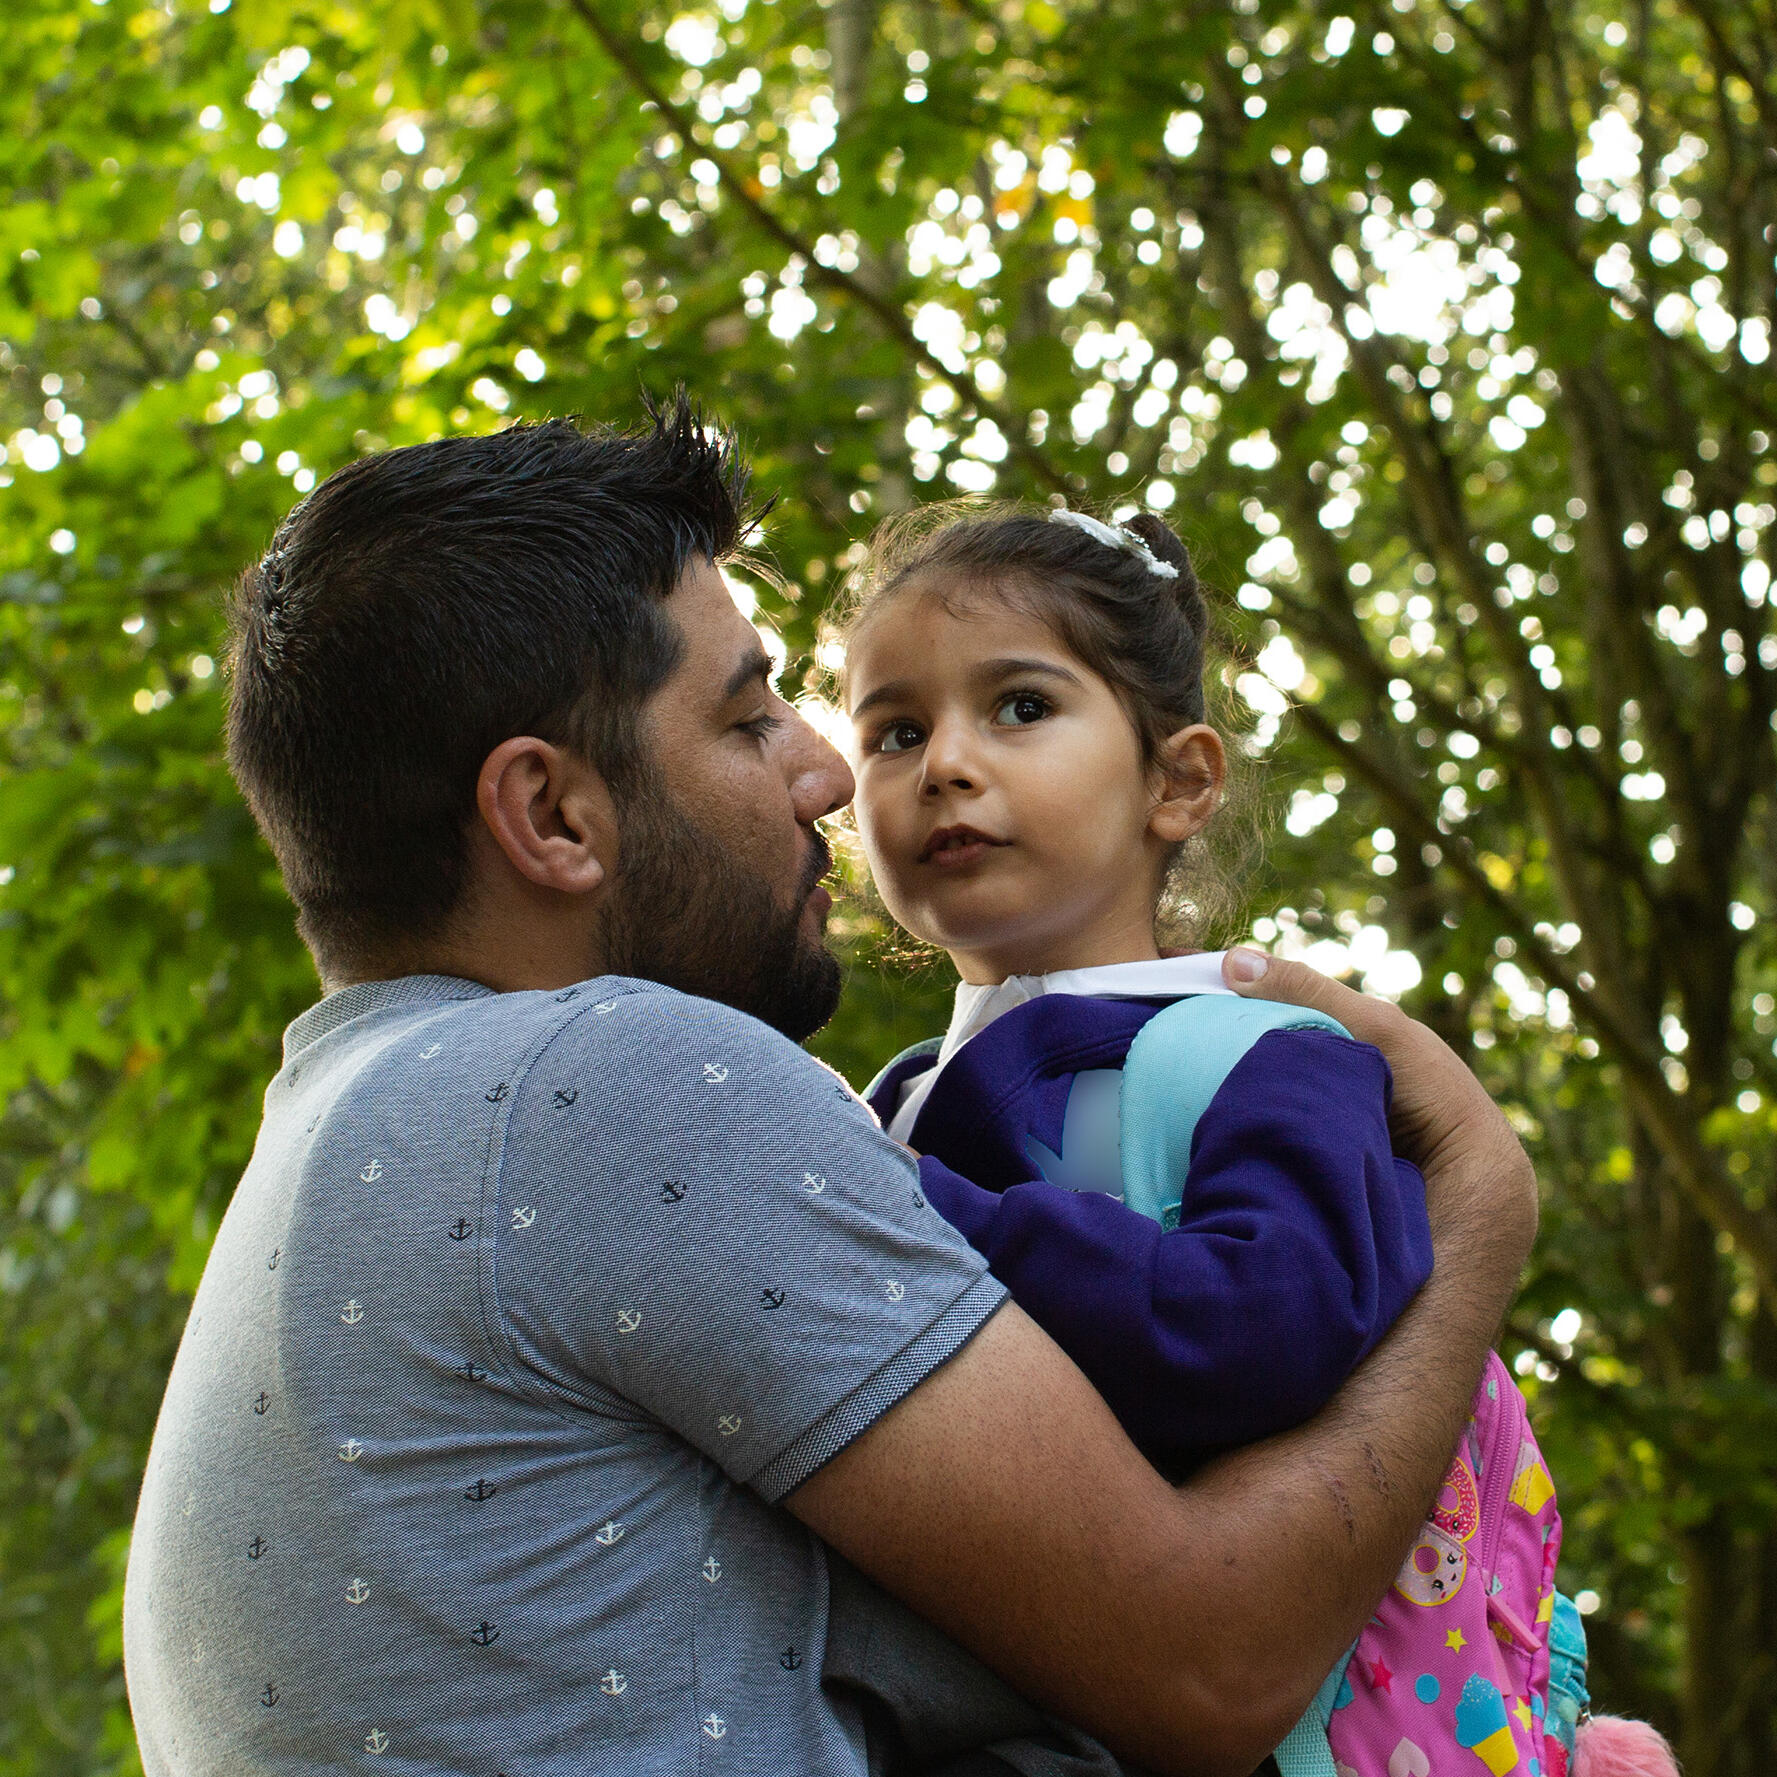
476;736;619;897
1147;724;1226;844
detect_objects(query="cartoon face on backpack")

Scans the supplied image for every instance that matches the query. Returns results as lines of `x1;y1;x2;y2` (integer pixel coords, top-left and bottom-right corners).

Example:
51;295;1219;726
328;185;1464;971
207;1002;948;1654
1394;1521;1468;1607
1430;1450;1481;1543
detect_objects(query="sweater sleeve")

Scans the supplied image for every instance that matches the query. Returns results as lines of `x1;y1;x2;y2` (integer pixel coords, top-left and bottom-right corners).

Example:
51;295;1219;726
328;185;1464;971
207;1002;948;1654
916;1027;1432;1459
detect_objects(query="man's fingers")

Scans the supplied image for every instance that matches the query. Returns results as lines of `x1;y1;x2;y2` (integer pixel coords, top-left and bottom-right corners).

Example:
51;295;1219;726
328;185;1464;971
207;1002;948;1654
1221;948;1408;1049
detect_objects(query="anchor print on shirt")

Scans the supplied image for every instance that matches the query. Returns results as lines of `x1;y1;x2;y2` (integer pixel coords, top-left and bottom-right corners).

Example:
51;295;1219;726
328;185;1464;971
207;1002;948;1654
464;1477;499;1502
702;1714;728;1740
456;1359;487;1383
510;1204;536;1230
660;1180;688;1204
469;1621;500;1646
246;1535;268;1561
802;1173;826;1195
717;1413;743;1438
551;1088;578;1109
594;1520;624;1546
702;1063;729;1084
253;1391;271;1416
364;1729;390;1755
261;1682;279;1708
345;1578;370;1605
601;1670;627;1696
448;1218;474;1242
616;1309;642;1335
419;1043;442;1059
486;1081;510;1104
340;1299;364;1324
338;1439;365;1463
780;1647;803;1671
884;1280;906;1302
759;1288;786;1311
267;1248;280;1271
592;999;619;1015
702;1556;722;1583
359;1159;383;1184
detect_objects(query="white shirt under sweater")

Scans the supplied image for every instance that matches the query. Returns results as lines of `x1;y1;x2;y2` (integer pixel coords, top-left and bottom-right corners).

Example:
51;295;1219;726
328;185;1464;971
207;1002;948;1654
886;951;1236;1145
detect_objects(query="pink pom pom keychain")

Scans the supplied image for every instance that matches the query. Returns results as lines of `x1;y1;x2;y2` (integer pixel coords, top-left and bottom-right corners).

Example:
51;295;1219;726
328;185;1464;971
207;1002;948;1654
1574;1713;1681;1777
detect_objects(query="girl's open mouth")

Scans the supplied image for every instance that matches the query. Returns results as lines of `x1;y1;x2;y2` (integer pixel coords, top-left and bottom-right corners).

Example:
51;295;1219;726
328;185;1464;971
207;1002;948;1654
919;825;1009;867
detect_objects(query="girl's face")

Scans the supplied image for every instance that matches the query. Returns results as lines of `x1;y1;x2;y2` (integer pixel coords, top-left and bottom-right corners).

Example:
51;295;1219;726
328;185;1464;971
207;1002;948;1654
846;581;1221;984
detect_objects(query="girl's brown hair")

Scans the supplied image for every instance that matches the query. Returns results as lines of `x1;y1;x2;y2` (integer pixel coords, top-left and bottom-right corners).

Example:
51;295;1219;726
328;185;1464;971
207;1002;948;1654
839;500;1259;948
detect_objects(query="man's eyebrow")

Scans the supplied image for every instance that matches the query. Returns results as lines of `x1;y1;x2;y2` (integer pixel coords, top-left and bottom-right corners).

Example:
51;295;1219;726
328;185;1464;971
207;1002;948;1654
850;657;1083;721
722;646;774;703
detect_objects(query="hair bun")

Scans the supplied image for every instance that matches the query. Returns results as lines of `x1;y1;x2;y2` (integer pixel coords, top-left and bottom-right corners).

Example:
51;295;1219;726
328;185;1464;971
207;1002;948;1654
1121;513;1191;576
1122;514;1206;632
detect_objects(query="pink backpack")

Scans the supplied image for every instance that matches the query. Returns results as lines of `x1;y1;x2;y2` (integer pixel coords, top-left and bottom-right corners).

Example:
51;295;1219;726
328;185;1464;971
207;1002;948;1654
1304;1351;1568;1777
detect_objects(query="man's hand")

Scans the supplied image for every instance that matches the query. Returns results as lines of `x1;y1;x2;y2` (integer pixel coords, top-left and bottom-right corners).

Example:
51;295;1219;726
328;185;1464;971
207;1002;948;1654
1221;948;1538;1250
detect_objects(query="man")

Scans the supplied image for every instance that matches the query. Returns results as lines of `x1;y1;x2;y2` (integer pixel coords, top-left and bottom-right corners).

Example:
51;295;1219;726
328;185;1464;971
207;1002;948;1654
123;400;1536;1777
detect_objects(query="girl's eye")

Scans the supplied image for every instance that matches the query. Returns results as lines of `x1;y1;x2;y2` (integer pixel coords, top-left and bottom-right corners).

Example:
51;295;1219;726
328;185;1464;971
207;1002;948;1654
994;692;1051;728
875;720;925;755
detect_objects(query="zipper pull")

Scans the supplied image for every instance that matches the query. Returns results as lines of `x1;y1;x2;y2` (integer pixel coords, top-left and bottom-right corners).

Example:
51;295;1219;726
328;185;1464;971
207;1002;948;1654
1487;1592;1543;1651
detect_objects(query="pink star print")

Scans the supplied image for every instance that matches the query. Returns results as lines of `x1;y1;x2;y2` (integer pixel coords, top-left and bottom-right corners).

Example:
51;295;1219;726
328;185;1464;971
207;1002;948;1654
1366;1657;1394;1695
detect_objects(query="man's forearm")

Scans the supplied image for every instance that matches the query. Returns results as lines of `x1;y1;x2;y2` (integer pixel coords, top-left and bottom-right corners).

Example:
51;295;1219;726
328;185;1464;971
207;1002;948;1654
1168;1119;1536;1764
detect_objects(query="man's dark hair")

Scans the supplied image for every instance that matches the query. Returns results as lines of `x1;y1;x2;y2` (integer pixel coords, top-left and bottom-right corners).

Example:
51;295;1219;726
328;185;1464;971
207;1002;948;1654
226;395;753;979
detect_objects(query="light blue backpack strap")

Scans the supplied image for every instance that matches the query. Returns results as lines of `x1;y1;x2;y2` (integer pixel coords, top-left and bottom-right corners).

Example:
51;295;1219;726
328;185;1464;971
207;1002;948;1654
1545;1589;1590;1755
1118;994;1351;1226
1272;1647;1356;1777
862;1037;943;1105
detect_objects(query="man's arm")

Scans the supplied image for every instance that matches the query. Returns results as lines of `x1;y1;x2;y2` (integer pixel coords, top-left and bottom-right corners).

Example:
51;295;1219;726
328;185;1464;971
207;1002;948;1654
789;954;1536;1777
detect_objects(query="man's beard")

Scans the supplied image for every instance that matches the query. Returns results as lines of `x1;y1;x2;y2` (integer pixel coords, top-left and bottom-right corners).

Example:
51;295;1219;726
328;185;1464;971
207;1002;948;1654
598;773;843;1044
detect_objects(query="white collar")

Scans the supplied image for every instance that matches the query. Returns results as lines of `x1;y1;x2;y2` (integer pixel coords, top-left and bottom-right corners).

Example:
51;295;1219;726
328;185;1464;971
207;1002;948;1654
938;951;1234;1068
886;952;1235;1143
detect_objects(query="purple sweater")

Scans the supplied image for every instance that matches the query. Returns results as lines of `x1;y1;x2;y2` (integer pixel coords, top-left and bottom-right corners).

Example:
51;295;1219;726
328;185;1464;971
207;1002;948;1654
867;993;1433;1464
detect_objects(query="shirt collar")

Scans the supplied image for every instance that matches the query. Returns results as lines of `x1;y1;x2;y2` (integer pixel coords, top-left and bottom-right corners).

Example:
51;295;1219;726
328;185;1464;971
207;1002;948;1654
938;951;1234;1068
282;973;496;1063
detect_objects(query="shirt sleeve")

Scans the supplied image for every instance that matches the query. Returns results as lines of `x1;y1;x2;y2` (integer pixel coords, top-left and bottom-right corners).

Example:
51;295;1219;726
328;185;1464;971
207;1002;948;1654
917;1027;1431;1460
488;985;1006;1501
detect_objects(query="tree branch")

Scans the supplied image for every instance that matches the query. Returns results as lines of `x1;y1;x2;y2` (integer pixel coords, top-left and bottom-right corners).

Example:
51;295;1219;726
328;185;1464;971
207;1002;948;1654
564;0;1069;493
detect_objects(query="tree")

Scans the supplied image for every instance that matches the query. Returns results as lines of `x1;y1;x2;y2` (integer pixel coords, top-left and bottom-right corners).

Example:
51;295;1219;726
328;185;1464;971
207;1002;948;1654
2;0;1773;1770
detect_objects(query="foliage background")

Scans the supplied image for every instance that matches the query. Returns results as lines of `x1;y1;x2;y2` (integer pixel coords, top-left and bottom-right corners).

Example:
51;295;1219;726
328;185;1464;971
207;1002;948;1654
3;0;1775;1771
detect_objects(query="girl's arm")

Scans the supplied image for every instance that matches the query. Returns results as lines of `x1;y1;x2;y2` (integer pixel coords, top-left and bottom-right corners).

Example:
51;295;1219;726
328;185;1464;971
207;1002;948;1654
917;1027;1432;1458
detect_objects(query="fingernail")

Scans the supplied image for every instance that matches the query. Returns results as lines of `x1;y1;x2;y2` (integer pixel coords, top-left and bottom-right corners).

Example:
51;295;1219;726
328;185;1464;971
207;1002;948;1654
1227;949;1269;983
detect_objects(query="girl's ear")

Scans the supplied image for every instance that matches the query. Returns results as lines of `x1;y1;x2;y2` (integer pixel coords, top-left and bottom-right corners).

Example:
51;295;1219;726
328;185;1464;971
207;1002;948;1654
1148;724;1226;843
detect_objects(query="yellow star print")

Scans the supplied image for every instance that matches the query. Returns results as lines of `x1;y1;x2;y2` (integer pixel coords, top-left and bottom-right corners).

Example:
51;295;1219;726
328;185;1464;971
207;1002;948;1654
1514;1698;1535;1732
1445;1629;1467;1652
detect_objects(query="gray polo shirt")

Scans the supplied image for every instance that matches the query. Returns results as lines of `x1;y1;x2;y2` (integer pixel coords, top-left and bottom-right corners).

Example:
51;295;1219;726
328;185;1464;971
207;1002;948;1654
122;973;1005;1775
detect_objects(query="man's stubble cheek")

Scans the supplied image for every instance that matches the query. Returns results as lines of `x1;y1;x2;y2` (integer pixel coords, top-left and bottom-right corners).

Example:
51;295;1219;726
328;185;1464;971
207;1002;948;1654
602;789;841;1041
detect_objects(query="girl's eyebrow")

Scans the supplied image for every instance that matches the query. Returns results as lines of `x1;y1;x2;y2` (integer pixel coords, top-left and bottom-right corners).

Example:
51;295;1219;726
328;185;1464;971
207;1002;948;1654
976;656;1084;688
849;678;913;720
851;656;1083;720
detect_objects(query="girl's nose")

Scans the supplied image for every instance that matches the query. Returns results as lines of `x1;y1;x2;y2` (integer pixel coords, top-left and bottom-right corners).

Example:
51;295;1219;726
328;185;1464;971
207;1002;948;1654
918;727;976;794
922;771;974;795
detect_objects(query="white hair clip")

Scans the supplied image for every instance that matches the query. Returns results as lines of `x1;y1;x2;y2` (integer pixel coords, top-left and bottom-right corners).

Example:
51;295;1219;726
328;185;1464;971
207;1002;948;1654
1049;507;1180;578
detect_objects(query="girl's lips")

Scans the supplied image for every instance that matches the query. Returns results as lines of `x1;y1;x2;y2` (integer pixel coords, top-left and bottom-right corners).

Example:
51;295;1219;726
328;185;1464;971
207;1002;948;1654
919;826;1009;867
926;840;999;869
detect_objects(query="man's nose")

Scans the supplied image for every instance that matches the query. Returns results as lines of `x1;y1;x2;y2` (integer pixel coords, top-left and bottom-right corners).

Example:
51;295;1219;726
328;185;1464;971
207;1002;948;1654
785;706;855;823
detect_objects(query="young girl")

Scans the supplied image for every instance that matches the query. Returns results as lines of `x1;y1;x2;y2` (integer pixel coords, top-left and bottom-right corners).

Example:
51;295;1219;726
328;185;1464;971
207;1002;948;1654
840;503;1670;1777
